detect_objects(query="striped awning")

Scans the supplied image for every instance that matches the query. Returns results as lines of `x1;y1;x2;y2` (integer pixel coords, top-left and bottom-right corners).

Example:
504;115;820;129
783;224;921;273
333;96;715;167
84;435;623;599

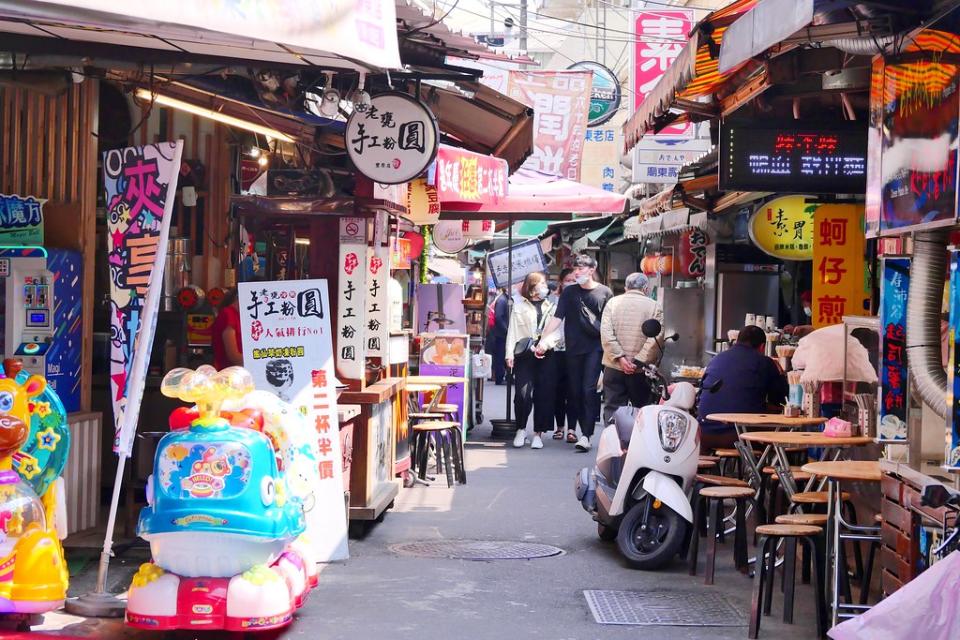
623;0;758;152
875;30;960;106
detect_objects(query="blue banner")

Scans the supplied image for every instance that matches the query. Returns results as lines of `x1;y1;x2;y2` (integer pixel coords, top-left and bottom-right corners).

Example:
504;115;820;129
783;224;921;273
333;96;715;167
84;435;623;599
947;251;960;468
879;257;910;442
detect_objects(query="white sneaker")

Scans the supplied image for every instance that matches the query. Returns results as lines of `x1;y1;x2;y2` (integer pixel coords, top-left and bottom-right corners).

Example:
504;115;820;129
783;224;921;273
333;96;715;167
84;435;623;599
575;435;591;452
531;434;543;449
513;429;526;448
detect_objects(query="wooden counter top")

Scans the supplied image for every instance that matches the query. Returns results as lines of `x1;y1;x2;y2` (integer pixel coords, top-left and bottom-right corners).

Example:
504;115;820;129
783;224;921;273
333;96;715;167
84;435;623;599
707;413;826;427
802;460;882;482
339;377;405;404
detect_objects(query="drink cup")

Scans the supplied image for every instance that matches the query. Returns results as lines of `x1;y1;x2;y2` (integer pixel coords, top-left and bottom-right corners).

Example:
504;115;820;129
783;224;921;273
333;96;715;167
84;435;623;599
745;313;756;328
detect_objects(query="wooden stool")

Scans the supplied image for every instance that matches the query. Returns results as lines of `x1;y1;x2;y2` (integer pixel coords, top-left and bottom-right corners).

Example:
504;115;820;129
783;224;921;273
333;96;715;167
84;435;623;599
689;486;757;585
434;402;460;424
776;513;829;586
695;473;749;488
750;524;826;639
412;421;466;487
759;466;814;521
697;459;719;471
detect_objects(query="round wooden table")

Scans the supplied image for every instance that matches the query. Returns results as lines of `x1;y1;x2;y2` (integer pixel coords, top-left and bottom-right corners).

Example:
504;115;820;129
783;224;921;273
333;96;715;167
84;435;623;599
707;413;826;434
740;432;873;448
406;383;442;394
801;460;882;483
801;460;882;627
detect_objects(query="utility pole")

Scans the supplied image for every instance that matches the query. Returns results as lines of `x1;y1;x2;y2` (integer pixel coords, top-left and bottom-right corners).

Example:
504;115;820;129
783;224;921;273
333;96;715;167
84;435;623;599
519;0;527;53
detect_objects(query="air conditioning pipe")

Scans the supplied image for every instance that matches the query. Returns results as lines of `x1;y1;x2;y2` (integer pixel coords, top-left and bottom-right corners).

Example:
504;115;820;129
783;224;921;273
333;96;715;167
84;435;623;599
906;230;949;418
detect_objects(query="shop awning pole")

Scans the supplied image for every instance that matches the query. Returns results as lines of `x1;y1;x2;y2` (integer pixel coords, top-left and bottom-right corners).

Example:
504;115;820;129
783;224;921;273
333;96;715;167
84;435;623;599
505;213;513;422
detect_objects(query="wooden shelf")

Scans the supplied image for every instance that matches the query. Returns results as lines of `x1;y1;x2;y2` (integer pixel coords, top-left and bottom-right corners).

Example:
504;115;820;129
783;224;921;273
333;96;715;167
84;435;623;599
340;377;405;404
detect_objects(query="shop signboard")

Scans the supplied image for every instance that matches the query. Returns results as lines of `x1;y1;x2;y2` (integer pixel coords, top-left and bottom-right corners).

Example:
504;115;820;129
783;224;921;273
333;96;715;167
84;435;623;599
106;141;184;456
875;55;960;235
419;333;469;433
506;70;593;181
461;220;495;240
345;93;439;185
430;146;508;204
633;9;694;138
432;220;469;254
415;283;466;335
720;120;867;194
678;228;709;279
237;279;349;560
365;211;389;359
566;61;621;127
0;194;44;245
948;250;960;469
748;195;817;262
811;204;868;328
878;257;910;442
337;217;367;381
404;178;440;226
43;0;401;69
487;239;548;288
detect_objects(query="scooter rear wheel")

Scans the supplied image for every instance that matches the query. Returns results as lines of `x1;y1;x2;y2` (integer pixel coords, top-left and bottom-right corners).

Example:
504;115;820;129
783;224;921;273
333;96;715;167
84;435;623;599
616;496;687;570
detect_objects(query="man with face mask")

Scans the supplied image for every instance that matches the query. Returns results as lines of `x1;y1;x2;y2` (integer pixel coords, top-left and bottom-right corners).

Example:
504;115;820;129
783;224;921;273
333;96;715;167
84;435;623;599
536;254;613;451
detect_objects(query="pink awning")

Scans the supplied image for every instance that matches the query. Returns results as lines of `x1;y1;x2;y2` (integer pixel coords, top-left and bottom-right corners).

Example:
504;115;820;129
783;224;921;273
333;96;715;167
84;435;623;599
441;169;627;218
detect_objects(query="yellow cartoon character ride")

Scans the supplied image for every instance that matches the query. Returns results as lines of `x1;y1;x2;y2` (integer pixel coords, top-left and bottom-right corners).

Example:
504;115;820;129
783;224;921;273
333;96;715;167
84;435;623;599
0;359;68;619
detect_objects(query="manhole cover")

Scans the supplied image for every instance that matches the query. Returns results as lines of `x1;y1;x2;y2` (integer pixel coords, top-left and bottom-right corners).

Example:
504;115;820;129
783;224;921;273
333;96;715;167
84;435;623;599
584;589;745;626
390;540;563;560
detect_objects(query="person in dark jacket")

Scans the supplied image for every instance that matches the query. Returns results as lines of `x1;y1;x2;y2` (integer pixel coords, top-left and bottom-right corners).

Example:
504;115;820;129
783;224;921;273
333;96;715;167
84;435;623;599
697;325;788;453
485;288;510;384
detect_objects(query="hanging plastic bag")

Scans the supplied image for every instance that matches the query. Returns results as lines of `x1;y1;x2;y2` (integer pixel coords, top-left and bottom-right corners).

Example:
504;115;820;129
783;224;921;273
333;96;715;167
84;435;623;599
828;549;960;640
472;353;492;379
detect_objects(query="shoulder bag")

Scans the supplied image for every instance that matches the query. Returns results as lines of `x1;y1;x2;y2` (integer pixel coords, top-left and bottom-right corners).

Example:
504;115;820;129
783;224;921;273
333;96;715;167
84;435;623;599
577;292;602;338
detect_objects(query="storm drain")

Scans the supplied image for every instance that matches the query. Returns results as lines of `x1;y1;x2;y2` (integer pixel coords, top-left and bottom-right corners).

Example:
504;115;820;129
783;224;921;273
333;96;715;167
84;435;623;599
584;589;746;626
389;540;564;560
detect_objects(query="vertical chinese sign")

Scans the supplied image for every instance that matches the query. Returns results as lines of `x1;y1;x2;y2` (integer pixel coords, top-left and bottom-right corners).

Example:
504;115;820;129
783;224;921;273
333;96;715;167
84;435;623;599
366;211;390;359
237;279;349;560
337;217;367;382
878;257;910;442
812;204;868;328
106;141;184;456
506;70;592;181
0;194;44;244
947;251;960;469
634;9;694;138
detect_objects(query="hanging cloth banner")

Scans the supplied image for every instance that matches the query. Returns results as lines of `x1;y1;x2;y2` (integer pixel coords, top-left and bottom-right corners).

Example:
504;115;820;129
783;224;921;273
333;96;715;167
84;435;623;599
878;256;910;443
106;141;184;456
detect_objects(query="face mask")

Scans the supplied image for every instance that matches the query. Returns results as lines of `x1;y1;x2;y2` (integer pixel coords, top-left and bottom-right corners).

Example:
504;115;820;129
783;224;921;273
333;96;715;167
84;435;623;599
536;284;549;298
575;275;590;286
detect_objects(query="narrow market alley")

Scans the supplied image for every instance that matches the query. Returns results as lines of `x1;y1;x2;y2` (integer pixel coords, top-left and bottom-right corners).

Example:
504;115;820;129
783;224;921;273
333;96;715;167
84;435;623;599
33;383;821;640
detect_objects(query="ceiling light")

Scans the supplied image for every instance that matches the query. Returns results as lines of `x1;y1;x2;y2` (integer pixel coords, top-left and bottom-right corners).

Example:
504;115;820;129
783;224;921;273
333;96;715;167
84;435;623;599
135;88;294;143
294;238;311;246
257;155;269;167
320;87;341;118
248;147;261;158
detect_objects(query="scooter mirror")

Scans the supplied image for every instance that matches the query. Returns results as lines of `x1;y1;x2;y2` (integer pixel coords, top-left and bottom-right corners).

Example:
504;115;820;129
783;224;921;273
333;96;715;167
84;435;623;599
668;333;680;342
641;319;662;338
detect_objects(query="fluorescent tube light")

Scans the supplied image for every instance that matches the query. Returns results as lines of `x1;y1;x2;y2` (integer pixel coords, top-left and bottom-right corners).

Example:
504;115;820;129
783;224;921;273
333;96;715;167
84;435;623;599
135;88;295;143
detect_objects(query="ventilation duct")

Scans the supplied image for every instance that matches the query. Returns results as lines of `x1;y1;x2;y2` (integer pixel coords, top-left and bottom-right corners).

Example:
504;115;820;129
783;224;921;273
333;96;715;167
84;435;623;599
906;230;949;418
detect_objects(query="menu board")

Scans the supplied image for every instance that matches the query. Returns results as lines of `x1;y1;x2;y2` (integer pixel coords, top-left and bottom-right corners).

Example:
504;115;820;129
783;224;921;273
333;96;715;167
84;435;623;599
720;121;867;193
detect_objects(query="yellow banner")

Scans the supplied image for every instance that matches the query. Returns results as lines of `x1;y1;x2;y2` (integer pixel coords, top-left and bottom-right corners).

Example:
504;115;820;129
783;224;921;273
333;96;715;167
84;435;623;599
812;204;869;327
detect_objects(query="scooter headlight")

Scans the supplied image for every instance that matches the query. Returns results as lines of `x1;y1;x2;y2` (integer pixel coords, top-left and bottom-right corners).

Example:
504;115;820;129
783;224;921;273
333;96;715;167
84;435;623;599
657;409;688;453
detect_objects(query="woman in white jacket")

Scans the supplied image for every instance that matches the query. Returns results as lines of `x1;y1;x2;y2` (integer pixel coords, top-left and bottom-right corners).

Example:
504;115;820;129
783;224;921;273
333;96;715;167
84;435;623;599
506;272;557;449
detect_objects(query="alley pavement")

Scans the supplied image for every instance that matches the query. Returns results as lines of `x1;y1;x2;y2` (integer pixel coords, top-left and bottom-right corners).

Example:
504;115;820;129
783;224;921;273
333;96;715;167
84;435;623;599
32;381;821;639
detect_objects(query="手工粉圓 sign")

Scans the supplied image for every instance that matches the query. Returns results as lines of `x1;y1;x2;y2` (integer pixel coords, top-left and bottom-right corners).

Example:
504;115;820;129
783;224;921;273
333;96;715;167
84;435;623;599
345;93;439;185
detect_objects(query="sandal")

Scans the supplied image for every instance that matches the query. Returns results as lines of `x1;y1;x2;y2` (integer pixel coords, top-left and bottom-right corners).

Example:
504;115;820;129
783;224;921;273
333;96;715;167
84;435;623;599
566;432;578;444
552;430;564;440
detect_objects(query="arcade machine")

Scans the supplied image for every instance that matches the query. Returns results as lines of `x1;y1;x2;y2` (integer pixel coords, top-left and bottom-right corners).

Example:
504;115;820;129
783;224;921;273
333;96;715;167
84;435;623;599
0;248;82;412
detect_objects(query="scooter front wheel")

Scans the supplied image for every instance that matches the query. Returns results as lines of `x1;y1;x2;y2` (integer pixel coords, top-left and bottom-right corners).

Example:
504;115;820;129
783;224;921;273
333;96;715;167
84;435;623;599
616;496;687;570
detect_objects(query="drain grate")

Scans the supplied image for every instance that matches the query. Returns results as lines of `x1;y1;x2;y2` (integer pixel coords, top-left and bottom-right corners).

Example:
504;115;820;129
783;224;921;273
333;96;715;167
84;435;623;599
584;589;746;626
390;540;563;560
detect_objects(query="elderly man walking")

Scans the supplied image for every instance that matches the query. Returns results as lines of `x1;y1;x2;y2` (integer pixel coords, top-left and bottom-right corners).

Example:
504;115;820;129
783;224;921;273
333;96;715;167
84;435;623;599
600;272;663;423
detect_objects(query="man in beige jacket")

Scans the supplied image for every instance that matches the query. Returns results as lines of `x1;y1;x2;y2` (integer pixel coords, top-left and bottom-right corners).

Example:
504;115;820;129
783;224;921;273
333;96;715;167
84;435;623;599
600;272;663;423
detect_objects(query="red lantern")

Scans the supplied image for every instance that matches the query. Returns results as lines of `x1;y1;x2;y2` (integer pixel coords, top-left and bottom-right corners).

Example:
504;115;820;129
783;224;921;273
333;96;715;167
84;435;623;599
678;228;709;278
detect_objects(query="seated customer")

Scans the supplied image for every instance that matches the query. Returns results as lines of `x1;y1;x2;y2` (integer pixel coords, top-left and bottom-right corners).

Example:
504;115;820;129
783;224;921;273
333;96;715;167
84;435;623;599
697;325;788;453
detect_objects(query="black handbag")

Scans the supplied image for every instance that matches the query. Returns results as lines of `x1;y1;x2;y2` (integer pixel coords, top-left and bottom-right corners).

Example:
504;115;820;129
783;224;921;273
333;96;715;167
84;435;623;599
513;337;535;360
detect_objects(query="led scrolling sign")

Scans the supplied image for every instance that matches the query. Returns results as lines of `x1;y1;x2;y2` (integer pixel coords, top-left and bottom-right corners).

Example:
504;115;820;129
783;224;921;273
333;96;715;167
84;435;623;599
720;122;868;194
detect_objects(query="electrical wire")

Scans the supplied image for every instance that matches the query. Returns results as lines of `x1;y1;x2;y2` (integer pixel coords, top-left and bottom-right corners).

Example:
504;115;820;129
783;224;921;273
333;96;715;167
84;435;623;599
406;0;463;36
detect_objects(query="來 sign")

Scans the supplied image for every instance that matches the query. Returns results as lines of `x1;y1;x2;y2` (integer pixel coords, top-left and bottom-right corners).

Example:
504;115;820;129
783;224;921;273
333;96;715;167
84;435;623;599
345;92;439;185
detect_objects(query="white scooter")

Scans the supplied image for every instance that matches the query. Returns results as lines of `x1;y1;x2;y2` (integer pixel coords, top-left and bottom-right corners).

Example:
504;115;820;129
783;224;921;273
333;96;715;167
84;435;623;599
575;319;721;569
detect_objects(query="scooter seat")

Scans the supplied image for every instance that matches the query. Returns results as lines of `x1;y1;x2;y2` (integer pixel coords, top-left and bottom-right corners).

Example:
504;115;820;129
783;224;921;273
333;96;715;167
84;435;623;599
612;405;641;447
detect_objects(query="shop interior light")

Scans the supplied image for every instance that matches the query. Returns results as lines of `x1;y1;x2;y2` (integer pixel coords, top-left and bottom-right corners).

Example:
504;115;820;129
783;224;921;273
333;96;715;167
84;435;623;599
294;238;311;246
135;88;295;143
248;147;261;158
257;155;269;168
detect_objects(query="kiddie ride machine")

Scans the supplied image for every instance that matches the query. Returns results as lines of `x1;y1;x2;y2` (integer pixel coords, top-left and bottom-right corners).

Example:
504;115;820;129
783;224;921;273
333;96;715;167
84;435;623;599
0;358;71;632
125;365;319;633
